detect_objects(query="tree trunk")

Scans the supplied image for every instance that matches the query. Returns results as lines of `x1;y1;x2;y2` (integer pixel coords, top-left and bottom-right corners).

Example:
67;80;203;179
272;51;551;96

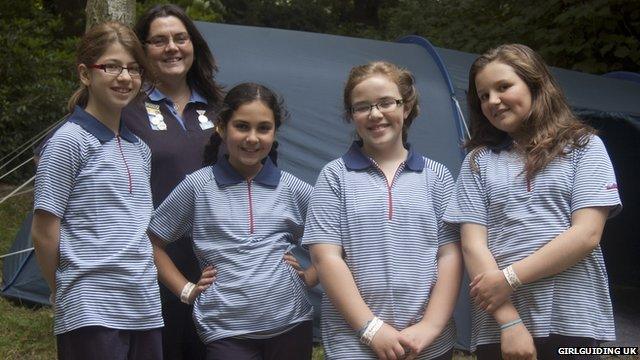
85;0;135;31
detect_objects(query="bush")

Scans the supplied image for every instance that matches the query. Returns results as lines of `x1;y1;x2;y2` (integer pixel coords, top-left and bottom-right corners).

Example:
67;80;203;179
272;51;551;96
0;1;77;185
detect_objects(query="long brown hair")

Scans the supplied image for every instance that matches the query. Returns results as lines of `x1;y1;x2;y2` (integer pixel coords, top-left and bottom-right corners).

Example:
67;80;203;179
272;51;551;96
135;4;224;107
68;21;152;112
467;44;593;181
343;61;419;145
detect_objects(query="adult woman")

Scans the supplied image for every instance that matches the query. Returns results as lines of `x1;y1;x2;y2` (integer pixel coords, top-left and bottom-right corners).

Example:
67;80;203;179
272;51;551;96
122;4;224;359
443;44;621;360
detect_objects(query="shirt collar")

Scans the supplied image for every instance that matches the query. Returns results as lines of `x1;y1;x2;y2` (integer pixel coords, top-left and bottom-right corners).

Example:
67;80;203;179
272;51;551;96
148;87;208;105
342;141;424;172
213;155;281;187
68;106;138;143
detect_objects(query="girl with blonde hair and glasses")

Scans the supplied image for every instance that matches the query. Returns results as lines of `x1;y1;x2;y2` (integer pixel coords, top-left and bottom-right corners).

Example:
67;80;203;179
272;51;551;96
444;44;621;360
304;61;462;360
31;21;165;359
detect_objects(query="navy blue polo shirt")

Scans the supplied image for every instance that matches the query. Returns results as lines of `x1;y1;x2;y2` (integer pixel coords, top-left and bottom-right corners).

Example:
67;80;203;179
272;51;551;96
303;142;457;359
122;88;217;286
34;106;163;335
149;156;313;343
122;88;216;207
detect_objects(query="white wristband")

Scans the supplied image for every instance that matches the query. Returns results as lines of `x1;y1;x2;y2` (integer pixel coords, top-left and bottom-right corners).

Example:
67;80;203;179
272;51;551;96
180;282;196;304
360;316;384;345
502;265;522;290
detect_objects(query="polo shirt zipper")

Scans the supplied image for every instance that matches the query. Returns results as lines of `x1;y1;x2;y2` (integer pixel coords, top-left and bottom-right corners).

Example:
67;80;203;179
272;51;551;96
247;180;255;234
116;135;133;194
372;163;404;221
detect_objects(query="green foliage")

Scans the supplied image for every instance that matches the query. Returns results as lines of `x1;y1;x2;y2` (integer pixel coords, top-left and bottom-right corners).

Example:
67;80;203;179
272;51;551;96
0;0;76;184
136;0;225;23
380;0;639;74
2;0;637;184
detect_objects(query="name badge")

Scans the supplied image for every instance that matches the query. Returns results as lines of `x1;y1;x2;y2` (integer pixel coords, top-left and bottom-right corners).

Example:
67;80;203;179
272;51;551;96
145;102;167;131
197;109;214;130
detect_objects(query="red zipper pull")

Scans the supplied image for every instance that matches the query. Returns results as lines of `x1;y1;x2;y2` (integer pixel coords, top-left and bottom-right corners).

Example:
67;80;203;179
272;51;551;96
247;180;254;234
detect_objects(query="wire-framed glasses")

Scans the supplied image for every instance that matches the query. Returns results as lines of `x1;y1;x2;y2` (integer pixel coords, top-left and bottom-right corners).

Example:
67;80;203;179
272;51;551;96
351;98;404;117
90;64;143;77
145;33;191;48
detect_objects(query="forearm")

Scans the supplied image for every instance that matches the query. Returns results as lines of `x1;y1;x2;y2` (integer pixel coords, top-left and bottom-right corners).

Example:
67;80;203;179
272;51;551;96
461;235;499;279
313;250;373;330
418;242;462;331
461;224;520;323
513;207;608;284
33;235;59;292
149;233;190;297
31;211;60;292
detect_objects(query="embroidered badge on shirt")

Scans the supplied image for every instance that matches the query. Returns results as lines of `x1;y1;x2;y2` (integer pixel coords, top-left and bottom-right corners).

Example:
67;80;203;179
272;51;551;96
145;102;167;131
197;109;214;130
605;183;618;190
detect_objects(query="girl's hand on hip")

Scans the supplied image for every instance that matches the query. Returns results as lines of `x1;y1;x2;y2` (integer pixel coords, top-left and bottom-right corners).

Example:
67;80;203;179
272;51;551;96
470;269;513;313
283;252;319;287
500;322;537;360
189;265;216;303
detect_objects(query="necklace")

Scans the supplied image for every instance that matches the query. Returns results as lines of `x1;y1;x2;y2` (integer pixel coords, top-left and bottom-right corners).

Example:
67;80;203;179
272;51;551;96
171;92;190;111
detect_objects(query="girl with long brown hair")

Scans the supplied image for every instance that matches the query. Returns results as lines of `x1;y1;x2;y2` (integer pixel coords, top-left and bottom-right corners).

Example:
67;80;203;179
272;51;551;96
31;22;166;359
444;44;621;359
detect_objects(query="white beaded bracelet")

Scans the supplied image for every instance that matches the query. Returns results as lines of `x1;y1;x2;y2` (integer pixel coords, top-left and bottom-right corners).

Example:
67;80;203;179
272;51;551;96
180;282;196;304
360;316;384;345
502;265;522;290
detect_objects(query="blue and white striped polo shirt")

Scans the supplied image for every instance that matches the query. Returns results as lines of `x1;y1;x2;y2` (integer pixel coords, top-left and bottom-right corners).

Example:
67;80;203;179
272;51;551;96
148;156;314;344
443;135;621;349
303;142;458;360
34;106;163;335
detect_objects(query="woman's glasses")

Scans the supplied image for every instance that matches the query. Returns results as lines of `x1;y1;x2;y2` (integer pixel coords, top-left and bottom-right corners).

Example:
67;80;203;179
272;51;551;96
145;33;191;48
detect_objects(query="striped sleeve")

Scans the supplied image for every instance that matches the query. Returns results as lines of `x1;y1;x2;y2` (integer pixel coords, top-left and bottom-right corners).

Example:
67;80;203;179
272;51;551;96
443;150;488;226
302;161;343;246
137;140;152;180
149;173;199;243
285;174;314;245
33;125;86;218
571;135;622;217
428;160;459;246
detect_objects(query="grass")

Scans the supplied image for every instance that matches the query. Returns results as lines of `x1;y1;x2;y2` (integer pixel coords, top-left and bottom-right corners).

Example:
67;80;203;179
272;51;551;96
1;189;637;359
0;189;57;359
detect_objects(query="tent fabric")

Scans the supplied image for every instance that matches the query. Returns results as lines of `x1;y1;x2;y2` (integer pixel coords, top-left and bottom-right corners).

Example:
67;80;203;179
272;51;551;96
1;213;50;305
3;21;639;350
197;22;467;181
602;71;640;85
